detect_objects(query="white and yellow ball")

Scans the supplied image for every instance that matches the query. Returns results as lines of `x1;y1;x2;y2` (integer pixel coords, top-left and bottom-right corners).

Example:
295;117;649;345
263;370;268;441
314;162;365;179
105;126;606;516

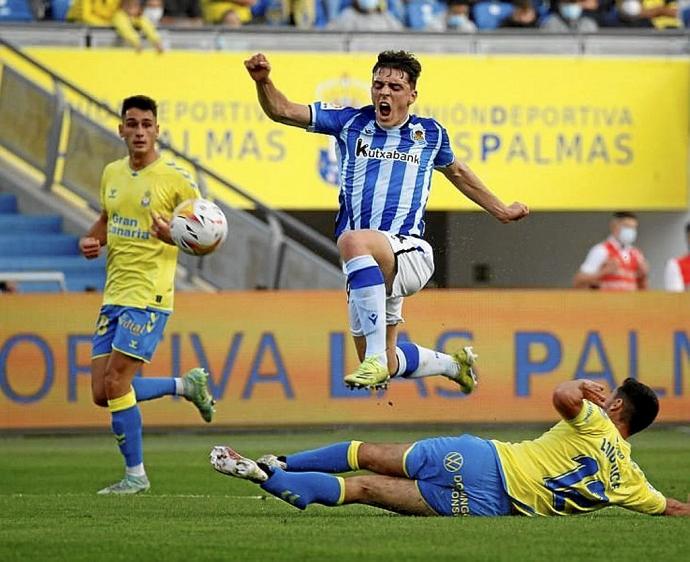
170;198;228;256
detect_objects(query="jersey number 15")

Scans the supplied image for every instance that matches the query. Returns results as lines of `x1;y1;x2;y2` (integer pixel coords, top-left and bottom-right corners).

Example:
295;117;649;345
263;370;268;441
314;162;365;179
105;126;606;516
544;455;609;513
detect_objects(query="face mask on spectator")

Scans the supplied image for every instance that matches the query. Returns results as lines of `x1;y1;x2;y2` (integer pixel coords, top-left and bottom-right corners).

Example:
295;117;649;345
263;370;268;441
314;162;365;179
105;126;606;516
357;0;379;12
620;0;642;16
618;226;637;246
559;3;582;19
143;6;164;23
447;14;469;28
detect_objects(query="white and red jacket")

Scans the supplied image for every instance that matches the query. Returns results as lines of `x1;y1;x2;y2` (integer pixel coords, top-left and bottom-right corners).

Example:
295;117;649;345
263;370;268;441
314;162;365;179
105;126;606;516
665;254;690;292
579;236;646;291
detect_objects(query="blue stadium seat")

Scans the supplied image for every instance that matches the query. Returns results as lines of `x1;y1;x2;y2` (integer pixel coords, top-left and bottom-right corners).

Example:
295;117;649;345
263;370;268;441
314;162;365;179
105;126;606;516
0;193;106;292
0;0;35;21
0;233;79;256
472;1;513;29
49;0;72;20
0;193;18;213
683;5;690;27
0;214;62;233
406;0;446;29
0;255;106;274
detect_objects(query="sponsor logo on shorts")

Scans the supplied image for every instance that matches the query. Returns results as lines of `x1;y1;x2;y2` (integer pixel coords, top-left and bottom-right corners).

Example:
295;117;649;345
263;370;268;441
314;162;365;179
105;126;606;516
443;451;464;472
451;474;471;517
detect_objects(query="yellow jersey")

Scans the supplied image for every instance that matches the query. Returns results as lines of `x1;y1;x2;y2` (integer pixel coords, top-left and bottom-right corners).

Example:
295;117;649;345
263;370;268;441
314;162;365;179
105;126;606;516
100;157;199;312
492;400;666;516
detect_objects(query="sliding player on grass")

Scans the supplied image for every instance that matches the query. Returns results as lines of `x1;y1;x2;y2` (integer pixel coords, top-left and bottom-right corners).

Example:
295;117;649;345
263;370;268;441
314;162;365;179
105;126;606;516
211;378;690;517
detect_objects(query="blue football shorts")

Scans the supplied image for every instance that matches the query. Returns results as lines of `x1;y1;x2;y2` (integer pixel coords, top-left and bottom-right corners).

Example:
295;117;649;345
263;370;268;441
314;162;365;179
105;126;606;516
91;305;170;363
403;434;512;517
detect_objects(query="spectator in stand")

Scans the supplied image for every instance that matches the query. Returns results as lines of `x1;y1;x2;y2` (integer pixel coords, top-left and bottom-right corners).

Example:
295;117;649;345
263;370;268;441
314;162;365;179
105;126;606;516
540;0;599;30
161;0;203;25
664;222;690;292
67;0;164;52
499;0;539;27
444;0;477;31
580;0;612;26
405;0;451;30
573;211;648;291
142;0;163;23
326;0;403;30
610;0;681;29
200;0;256;26
409;0;475;31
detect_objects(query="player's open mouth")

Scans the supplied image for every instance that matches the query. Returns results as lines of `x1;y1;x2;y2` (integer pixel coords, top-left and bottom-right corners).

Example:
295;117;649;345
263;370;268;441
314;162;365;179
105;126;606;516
378;102;391;117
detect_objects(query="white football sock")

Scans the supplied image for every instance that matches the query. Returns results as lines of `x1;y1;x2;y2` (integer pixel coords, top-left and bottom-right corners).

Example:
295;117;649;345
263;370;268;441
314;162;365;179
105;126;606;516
405;346;459;379
346;255;387;366
126;463;147;478
174;377;184;396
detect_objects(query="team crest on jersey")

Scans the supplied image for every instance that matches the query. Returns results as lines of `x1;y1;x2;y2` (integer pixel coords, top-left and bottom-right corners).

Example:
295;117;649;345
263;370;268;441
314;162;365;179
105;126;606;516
140;191;151;207
108;187;118;199
410;125;426;144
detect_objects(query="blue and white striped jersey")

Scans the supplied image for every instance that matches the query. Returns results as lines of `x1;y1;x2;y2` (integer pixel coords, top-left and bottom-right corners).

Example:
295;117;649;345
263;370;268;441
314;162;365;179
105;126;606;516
309;102;455;238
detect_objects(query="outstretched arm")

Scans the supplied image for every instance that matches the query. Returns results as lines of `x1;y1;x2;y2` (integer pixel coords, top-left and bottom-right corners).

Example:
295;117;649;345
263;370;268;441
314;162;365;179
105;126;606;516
552;379;607;420
244;53;311;129
664;496;690;516
79;210;107;259
440;160;528;223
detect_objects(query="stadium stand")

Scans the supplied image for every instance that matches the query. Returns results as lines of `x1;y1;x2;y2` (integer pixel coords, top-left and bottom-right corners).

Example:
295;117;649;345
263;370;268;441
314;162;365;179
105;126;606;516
472;0;514;29
0;0;35;21
0;36;344;291
0;192;106;292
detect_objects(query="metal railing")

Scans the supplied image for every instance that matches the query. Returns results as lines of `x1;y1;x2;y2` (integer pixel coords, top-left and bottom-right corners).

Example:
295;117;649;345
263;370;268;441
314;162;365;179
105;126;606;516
0;36;343;290
0;271;66;291
2;22;690;56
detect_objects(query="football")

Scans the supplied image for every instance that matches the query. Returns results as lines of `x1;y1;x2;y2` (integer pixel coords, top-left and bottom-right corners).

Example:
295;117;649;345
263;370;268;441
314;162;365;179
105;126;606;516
169;198;228;256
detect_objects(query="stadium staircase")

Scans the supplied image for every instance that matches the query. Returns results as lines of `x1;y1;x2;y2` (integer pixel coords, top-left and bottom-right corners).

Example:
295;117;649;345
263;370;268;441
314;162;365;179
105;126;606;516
0;37;345;291
0;192;105;292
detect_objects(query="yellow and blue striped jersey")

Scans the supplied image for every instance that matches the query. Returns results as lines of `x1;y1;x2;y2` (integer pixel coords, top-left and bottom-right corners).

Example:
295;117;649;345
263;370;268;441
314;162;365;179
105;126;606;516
100;157;199;312
492;400;666;516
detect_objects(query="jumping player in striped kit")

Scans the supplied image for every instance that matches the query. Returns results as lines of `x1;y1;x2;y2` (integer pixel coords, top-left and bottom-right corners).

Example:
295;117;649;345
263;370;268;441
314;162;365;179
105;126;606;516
244;51;529;391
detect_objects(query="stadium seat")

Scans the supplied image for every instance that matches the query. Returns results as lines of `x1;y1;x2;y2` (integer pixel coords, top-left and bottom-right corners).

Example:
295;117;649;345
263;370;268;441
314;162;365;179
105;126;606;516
0;192;18;213
472;1;513;29
49;0;72;21
0;0;35;21
406;0;446;29
0;193;106;292
683;5;690;27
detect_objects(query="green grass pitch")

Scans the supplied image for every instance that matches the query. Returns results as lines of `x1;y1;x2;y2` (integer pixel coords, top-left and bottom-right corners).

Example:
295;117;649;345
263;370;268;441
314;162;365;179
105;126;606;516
2;426;689;562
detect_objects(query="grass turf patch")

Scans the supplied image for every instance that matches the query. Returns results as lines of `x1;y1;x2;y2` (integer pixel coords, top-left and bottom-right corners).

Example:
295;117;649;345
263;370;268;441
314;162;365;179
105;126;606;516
1;426;689;562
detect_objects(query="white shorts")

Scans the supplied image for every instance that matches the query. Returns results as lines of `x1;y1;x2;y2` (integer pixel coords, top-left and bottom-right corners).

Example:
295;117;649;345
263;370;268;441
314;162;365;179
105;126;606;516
347;233;435;336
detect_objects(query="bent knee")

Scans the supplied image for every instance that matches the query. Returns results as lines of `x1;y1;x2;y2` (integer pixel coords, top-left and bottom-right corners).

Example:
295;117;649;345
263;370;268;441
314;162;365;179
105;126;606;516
337;230;362;255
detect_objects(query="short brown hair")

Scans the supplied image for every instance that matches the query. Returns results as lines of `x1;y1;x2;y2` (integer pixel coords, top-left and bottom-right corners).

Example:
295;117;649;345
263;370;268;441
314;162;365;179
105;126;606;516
373;51;422;88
